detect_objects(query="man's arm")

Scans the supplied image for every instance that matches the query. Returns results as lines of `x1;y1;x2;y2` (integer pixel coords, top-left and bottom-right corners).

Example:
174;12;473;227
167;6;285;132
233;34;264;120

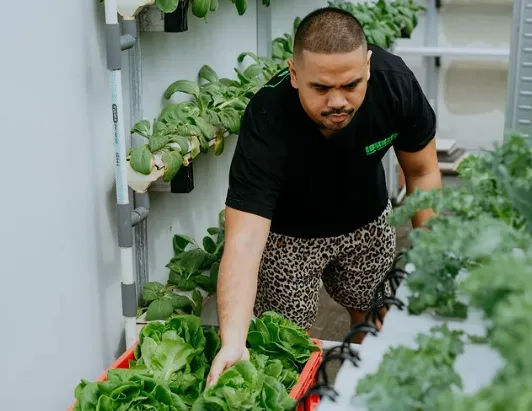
206;206;271;386
395;138;442;228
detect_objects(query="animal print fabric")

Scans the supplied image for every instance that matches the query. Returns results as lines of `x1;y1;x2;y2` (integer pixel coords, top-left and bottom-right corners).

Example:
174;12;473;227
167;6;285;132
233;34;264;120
254;202;396;329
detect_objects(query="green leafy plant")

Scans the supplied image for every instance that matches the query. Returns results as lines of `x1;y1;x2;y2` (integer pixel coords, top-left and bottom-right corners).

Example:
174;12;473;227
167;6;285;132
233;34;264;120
390;134;532;316
128;60;265;179
329;0;423;48
247;311;320;371
271;1;423;62
193;359;296;410
129;119;186;181
357;135;532;410
99;0;182;14
74;312;318;410
133;315;221;404
391;133;532;230
167;210;225;293
271;17;301;61
402;215;529;318
329;0;424;49
192;0;272;18
137;210;225;321
140;282;204;320
356;325;464;411
99;0;271;19
430;251;532;410
73;369;189;411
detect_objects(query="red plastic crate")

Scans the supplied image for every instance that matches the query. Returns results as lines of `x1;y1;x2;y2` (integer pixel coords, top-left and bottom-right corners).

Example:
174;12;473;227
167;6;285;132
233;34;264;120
292;339;322;411
68;339;322;410
305;393;321;411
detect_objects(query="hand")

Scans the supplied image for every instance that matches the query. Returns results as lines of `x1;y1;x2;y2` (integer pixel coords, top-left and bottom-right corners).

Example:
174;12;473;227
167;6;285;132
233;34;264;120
206;344;249;388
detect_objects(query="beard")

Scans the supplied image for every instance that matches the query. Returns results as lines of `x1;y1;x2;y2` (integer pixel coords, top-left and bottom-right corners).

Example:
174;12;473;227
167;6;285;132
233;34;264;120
318;108;356;131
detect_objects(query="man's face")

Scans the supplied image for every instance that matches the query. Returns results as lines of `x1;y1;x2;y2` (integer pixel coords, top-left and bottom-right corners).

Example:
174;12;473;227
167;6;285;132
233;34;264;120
288;47;372;135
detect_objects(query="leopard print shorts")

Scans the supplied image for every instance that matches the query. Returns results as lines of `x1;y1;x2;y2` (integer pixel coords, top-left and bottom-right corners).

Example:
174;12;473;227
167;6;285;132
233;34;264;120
254;202;396;329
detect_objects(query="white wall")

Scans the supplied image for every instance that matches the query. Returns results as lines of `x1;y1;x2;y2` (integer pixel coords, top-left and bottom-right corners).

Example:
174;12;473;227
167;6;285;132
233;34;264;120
396;0;512;150
140;2;258;282
271;0;327;39
0;1;124;410
0;0;260;405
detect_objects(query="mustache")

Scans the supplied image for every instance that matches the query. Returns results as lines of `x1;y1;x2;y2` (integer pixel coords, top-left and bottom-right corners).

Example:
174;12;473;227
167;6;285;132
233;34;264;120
321;108;355;117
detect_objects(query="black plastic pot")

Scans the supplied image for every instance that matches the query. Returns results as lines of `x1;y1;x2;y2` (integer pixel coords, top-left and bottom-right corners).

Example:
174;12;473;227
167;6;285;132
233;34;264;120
400;27;411;39
171;162;194;193
164;0;190;33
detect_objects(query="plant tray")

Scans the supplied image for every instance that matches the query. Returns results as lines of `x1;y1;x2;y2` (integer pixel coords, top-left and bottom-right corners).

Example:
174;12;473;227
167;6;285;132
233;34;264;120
67;339;323;411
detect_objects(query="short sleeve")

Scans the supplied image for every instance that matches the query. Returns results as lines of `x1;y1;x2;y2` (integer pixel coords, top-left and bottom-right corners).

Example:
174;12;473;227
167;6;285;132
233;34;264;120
394;74;437;152
225;100;286;220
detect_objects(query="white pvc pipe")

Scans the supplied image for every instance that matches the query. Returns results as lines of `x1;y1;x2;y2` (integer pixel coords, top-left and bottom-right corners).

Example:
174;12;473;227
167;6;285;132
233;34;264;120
109;70;130;206
104;0;137;349
125;317;138;348
120;247;135;285
111;68;137;349
105;0;119;24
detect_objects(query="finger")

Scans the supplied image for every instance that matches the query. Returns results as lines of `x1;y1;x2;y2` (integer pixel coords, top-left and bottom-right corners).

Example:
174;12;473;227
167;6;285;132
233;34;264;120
206;358;226;388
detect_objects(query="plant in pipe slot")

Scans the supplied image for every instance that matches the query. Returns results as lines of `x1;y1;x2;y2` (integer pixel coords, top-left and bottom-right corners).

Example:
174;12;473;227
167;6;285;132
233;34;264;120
156;0;182;13
270;2;423;60
327;0;423;49
167;211;225;293
356;135;532;410
402;215;530;318
229;0;247;16
388;134;532;317
139;282;204;320
271;17;301;62
127;55;283;192
127;119;188;192
430;249;532;410
138;210;225;321
98;0;182;14
390;133;532;230
355;324;464;411
234;51;287;85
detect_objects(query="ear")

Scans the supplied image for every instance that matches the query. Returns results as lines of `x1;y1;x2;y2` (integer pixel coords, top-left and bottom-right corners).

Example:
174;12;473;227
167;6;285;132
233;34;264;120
366;50;373;81
287;59;298;89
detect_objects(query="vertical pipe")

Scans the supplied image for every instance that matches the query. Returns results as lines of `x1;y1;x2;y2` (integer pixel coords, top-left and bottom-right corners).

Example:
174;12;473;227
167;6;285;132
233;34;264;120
423;0;439;111
127;19;150;301
110;71;129;206
105;0;118;24
105;0;137;349
256;0;272;58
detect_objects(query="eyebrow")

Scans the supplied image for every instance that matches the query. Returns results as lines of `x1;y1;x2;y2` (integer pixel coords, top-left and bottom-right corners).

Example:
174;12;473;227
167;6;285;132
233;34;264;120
310;77;363;89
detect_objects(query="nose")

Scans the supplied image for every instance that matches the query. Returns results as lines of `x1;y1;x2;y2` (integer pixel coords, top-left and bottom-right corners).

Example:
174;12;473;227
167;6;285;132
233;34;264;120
327;90;348;109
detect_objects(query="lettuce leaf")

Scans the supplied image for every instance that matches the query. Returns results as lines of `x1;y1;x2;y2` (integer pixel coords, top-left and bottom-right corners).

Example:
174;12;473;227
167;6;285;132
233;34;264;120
191;360;296;411
247;311;319;371
73;369;188;411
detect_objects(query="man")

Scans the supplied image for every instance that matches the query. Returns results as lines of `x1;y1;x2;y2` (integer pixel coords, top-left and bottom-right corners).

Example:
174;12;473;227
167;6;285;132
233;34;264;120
207;7;441;386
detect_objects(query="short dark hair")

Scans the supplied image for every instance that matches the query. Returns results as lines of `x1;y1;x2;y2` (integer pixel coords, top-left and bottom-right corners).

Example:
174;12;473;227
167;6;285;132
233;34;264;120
294;7;366;58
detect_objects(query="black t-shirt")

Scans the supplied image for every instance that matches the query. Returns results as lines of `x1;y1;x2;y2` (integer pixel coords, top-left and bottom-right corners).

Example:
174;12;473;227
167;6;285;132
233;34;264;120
226;45;436;238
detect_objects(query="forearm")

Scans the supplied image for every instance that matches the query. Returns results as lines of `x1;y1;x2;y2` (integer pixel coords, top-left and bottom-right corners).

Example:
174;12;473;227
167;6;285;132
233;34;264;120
217;208;270;347
405;169;442;228
217;242;263;346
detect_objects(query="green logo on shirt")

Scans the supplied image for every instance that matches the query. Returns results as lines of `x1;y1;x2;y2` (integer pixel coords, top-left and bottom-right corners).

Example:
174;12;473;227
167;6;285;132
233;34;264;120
365;132;398;155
